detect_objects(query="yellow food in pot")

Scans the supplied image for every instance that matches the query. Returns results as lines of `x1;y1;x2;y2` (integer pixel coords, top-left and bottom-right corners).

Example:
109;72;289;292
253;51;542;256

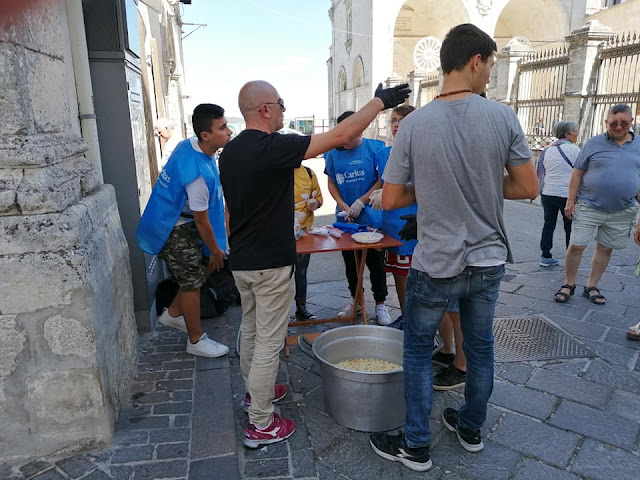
335;358;402;372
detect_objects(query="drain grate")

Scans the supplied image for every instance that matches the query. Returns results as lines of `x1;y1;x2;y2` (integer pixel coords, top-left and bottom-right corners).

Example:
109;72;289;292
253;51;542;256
493;316;594;363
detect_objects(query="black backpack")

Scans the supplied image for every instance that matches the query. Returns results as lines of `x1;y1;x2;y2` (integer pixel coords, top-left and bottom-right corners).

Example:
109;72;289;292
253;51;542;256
154;259;240;319
200;260;241;318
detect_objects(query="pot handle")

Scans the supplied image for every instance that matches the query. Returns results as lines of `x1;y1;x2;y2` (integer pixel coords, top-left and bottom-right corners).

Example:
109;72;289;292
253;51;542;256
297;335;318;361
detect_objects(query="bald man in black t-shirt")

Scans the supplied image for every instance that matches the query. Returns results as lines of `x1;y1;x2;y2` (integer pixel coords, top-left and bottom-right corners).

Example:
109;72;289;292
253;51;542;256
219;79;410;450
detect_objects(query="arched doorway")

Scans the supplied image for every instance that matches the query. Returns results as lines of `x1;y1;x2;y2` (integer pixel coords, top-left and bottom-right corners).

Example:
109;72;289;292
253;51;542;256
392;0;470;76
494;0;570;50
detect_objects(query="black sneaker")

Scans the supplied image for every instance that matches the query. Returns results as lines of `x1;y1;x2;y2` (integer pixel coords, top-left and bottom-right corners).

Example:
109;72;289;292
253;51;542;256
295;304;316;320
432;351;455;367
442;408;484;453
387;315;404;330
433;364;466;391
369;432;432;472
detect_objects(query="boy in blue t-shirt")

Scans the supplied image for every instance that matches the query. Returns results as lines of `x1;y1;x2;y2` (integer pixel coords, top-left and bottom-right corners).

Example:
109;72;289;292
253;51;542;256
324;110;391;325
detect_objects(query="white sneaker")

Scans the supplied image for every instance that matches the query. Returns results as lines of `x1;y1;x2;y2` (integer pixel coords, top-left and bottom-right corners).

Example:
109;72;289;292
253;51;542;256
186;333;229;358
337;302;361;318
375;304;392;326
158;308;187;333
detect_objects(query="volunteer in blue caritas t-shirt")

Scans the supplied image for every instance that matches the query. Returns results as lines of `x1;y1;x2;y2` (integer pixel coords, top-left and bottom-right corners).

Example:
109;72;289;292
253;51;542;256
324;110;391;325
136;104;232;358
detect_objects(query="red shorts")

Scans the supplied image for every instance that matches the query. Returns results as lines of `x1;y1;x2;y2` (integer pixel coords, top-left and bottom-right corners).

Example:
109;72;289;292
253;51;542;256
384;252;412;277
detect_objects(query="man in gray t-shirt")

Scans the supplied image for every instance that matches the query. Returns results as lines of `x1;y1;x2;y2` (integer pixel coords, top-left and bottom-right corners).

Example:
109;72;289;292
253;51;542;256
369;24;538;473
555;104;640;308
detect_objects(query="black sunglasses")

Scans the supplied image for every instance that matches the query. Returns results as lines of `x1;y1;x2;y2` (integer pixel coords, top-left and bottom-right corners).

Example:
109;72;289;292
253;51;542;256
261;98;285;111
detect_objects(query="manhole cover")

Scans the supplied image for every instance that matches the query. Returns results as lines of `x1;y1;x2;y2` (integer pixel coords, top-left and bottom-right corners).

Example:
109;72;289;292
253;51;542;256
493;316;594;363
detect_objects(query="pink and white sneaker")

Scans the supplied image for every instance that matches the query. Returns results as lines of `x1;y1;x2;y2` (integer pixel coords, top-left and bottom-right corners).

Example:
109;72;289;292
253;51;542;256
244;413;296;449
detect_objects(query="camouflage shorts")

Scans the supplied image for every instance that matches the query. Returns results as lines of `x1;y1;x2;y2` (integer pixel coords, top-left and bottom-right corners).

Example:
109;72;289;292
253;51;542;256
159;222;207;291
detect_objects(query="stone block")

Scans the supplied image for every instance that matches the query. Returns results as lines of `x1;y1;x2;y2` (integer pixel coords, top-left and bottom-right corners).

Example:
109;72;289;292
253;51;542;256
32;469;66;480
20;460;52;478
82;470;112;480
244;458;290;478
525;368;611;408
489;380;557;419
292;448;317;478
149;428;191;444
578;338;636;368
174;415;190;428
119;416;170;431
549;401;639;449
189;456;239;480
114;430;148;446
288;364;322;394
433;437;522;480
24;369;106;424
494;363;534;384
512;458;582;480
490;413;579;467
544;313;607;340
131;392;171;405
111;445;154;464
155;442;189;460
153;401;192;415
173;391;193;401
571;438;640;479
55;455;96;478
191;368;235;459
607;389;640;422
584;359;640;394
195;355;227;371
131;460;188;480
156;379;193;391
0;315;26;405
44;315;96;360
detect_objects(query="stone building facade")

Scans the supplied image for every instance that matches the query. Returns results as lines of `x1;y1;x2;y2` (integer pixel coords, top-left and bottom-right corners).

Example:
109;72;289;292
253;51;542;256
327;0;639;133
0;0;190;461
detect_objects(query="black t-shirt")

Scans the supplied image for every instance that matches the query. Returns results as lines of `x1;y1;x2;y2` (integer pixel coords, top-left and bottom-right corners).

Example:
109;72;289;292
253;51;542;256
219;129;312;271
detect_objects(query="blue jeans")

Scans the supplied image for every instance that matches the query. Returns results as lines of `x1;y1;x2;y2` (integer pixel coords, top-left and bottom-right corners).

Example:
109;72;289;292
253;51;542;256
403;265;505;448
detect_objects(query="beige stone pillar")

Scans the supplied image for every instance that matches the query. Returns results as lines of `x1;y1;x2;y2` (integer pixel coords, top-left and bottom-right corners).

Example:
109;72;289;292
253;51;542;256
493;40;533;107
0;3;137;460
563;21;614;139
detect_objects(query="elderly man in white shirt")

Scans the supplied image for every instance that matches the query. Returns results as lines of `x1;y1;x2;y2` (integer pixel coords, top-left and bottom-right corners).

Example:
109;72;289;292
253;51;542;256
156;117;184;170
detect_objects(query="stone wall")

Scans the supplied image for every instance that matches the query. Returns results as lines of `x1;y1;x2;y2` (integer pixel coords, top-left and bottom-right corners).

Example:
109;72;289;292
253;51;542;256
0;2;137;461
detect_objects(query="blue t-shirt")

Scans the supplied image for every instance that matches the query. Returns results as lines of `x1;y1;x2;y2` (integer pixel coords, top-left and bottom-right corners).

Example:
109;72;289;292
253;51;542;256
324;138;386;227
574;132;640;212
377;146;418;255
137;139;227;256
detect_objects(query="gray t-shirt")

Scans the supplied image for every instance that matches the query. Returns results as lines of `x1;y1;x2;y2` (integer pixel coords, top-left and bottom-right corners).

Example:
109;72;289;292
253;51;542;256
383;95;531;278
574;132;640;212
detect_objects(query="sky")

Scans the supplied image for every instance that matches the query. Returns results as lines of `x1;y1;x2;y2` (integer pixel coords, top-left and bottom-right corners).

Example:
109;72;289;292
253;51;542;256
180;0;332;122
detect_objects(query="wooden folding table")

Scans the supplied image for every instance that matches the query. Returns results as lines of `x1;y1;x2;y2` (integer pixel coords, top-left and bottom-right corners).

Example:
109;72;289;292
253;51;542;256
285;232;402;355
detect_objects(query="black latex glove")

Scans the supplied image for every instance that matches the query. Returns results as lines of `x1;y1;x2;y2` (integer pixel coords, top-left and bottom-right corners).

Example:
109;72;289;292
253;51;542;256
398;214;417;241
374;83;412;109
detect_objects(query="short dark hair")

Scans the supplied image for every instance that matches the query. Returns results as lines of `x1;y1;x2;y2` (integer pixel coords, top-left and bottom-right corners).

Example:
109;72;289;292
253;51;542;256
192;104;225;141
392;105;416;117
440;24;497;75
337;110;355;124
608;104;632;116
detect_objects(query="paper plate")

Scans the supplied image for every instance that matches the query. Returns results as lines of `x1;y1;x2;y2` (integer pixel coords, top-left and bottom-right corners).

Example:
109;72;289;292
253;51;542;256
351;232;384;244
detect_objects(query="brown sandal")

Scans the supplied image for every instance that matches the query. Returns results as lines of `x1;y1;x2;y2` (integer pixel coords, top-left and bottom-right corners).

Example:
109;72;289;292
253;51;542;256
583;286;606;305
554;284;576;303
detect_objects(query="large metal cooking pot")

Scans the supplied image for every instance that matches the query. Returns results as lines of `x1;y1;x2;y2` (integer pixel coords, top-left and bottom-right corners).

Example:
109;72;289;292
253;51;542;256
312;325;404;432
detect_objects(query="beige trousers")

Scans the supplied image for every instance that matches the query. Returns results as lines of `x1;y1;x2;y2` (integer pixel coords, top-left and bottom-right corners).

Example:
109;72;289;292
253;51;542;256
232;265;294;428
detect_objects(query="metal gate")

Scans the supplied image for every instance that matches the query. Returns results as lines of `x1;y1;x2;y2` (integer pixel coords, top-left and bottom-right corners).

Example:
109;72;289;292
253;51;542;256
590;32;640;137
514;46;569;150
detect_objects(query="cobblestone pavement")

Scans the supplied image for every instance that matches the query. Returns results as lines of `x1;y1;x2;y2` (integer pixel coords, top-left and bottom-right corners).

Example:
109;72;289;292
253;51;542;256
3;208;640;479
